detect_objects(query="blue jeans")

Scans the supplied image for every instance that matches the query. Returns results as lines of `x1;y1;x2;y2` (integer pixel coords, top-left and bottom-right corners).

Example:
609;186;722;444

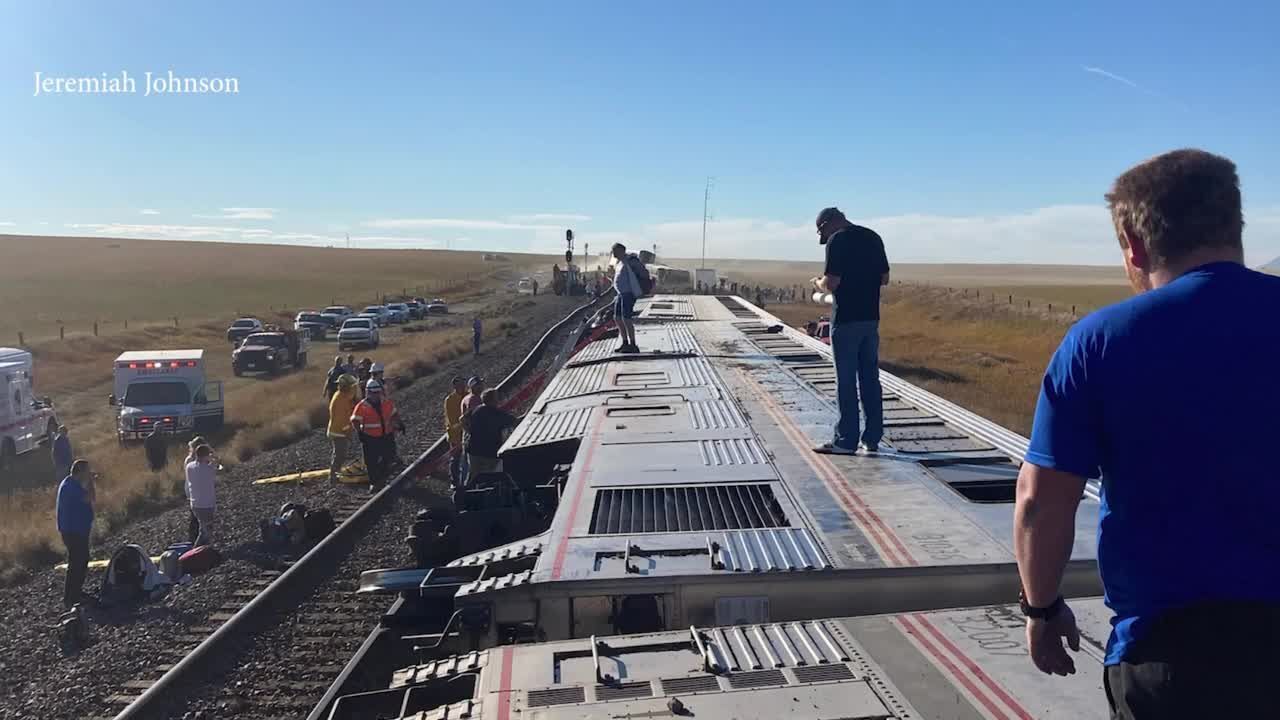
831;321;883;449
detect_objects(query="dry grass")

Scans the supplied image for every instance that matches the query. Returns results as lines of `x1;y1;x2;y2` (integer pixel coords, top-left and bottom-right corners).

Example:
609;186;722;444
0;322;475;582
0;234;550;342
0;231;557;581
771;285;1073;436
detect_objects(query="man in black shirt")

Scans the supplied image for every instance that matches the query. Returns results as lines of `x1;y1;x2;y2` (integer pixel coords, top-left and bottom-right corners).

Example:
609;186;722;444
810;207;890;455
464;389;518;481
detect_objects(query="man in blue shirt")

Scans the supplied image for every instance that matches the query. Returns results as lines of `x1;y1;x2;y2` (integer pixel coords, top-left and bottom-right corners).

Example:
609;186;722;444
1014;149;1280;718
51;424;72;481
56;459;96;608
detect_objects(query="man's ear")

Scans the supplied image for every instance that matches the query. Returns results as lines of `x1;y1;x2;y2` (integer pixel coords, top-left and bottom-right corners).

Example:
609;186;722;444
1120;223;1150;272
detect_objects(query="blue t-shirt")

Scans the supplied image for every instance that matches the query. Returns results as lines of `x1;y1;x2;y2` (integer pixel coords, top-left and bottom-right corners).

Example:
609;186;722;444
56;476;94;536
1026;262;1280;665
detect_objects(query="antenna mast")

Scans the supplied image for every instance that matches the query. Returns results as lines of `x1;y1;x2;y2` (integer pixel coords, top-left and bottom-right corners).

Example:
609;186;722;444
700;177;713;269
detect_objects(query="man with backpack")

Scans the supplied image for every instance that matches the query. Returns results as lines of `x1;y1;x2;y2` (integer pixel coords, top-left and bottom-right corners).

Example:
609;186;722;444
610;242;651;353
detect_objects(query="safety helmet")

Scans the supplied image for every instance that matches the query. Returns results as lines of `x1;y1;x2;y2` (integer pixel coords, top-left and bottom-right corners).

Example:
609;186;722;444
365;379;383;392
370;362;385;374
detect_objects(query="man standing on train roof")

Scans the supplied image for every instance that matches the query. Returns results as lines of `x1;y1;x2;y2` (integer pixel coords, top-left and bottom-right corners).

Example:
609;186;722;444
810;207;889;456
1014;149;1280;719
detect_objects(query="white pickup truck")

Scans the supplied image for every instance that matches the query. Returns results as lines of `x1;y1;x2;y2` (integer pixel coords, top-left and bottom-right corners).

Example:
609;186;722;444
0;347;59;471
109;350;224;442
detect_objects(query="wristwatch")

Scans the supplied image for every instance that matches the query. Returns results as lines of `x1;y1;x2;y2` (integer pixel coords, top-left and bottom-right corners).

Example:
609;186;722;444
1018;590;1065;621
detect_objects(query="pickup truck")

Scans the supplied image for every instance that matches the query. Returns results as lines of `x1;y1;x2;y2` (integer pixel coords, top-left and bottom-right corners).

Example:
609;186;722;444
294;311;330;340
232;329;311;376
227;317;264;345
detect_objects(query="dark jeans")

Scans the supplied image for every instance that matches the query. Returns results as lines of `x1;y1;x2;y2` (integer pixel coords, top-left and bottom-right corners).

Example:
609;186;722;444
449;446;468;487
188;510;200;543
831;320;883;448
1104;602;1280;719
61;532;90;608
360;433;394;490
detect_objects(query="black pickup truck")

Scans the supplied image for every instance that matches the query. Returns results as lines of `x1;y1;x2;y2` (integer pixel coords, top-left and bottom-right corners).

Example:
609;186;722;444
232;329;311;376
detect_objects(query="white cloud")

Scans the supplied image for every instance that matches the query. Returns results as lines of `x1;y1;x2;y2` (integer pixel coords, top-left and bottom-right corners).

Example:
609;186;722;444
507;213;591;223
364;217;557;231
193;207;277;220
583;205;1280;267
139;208;160;215
46;203;1280;267
0;221;15;227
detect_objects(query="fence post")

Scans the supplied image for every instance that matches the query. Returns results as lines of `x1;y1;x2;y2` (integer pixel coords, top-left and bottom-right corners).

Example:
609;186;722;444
174;316;179;327
1026;299;1030;308
93;322;98;337
60;325;65;340
1008;295;1012;304
1049;303;1053;312
124;319;128;329
1072;305;1076;315
18;331;23;345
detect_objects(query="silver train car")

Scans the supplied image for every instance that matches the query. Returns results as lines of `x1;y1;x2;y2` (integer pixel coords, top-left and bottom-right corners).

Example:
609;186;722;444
333;294;1109;720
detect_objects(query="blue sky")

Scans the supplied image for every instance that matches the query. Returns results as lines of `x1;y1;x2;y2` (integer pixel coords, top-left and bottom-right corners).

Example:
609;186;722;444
2;1;1278;265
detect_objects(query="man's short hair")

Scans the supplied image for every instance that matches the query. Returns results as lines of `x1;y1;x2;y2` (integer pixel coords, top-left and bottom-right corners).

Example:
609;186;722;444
481;389;499;405
451;375;465;385
58;424;68;433
816;207;845;227
196;444;213;459
1105;148;1244;269
611;242;627;253
70;459;89;476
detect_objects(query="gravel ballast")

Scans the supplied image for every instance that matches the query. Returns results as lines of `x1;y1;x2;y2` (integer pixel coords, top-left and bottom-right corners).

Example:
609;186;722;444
0;294;590;720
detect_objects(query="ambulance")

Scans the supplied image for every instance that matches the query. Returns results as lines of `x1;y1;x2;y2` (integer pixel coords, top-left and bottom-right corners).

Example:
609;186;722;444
109;350;224;442
0;347;58;471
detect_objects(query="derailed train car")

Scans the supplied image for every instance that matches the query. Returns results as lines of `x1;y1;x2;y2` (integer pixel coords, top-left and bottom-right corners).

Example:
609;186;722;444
322;294;1110;720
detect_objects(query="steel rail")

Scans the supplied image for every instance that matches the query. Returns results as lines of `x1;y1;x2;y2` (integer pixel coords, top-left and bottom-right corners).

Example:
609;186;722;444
113;293;608;720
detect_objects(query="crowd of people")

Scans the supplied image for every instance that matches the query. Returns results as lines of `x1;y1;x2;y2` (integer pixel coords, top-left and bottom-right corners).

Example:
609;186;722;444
48;147;1280;717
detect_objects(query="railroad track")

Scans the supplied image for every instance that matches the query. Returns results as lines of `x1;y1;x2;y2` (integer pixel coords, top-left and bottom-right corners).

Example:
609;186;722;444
106;294;607;720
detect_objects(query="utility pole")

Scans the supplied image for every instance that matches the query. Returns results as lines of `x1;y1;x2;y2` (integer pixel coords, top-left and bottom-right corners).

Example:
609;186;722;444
700;177;714;269
345;233;350;249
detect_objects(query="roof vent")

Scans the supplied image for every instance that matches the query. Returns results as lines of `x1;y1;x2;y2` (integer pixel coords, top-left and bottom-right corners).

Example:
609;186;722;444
527;686;586;707
590;484;789;534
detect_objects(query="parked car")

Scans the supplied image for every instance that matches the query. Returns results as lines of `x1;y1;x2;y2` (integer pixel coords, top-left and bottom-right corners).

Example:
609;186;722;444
360;305;391;327
386;303;411;323
226;317;264;345
404;300;424;319
294;311;329;340
232;329;311;376
338;317;380;350
320;305;354;327
426;298;449;314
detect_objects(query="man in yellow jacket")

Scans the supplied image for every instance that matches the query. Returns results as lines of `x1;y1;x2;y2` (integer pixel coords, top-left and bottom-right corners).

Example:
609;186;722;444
327;374;359;482
443;376;467;493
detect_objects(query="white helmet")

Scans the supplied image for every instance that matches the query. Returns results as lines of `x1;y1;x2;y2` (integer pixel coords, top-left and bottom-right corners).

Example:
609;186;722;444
365;379;383;392
370;362;385;374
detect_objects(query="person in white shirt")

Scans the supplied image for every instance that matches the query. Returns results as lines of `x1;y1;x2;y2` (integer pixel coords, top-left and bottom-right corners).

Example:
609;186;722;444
610;242;641;353
185;444;218;546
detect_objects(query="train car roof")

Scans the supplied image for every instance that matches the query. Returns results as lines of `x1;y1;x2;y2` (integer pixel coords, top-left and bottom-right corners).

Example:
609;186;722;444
466;294;1096;592
392;596;1114;720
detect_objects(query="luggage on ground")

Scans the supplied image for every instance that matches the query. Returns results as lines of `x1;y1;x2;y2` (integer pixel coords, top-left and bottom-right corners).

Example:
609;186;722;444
159;549;182;581
303;508;335;541
179;545;222;576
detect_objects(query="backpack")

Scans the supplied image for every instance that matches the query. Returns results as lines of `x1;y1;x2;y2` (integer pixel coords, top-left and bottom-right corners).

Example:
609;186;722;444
626;255;654;296
303;509;335;542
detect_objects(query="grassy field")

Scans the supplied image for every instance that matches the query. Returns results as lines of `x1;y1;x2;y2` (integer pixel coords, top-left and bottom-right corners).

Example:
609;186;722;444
667;256;1125;290
0;234;552;342
0;233;563;580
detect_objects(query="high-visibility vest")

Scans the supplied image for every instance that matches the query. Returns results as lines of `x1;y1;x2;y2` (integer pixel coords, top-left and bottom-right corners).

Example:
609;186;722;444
352;397;397;438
